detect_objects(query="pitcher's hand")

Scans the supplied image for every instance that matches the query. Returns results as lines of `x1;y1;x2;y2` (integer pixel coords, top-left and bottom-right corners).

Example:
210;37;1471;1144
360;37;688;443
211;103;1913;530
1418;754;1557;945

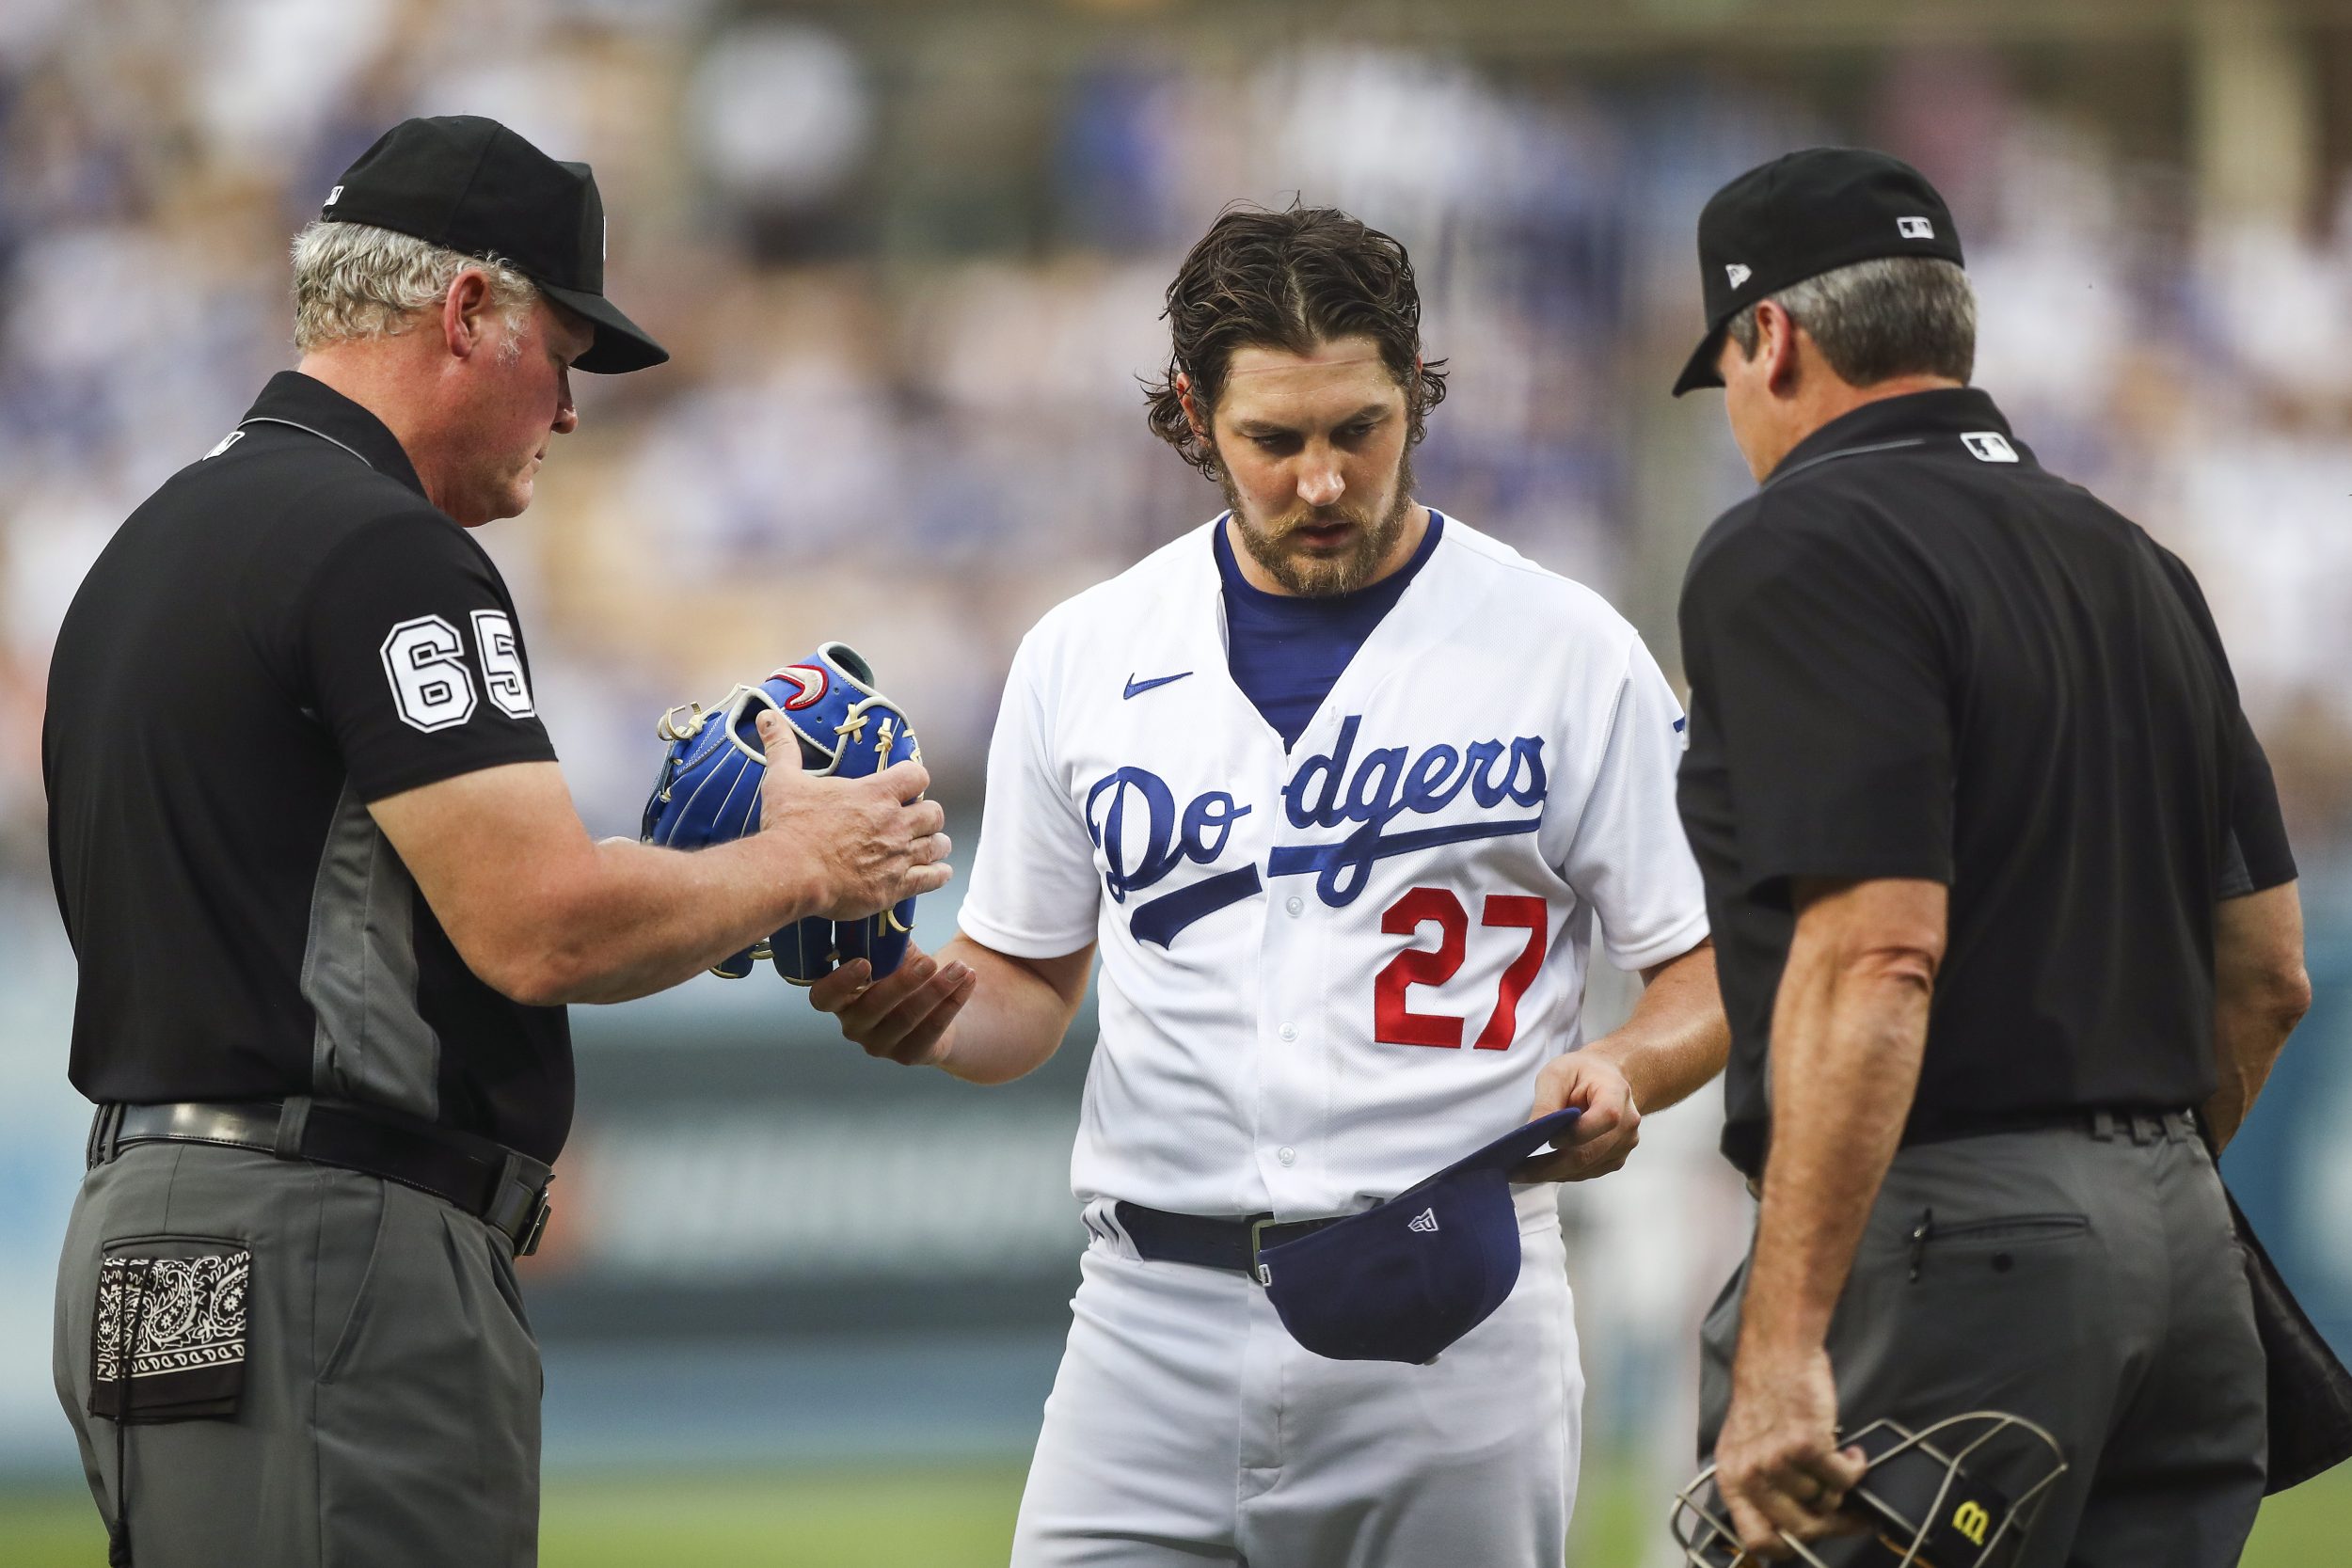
807;942;975;1067
1515;1052;1640;1180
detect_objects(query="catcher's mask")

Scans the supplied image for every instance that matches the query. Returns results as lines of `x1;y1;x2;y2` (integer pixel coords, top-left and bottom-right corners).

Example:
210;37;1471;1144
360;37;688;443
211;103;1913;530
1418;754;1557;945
1670;1411;2068;1568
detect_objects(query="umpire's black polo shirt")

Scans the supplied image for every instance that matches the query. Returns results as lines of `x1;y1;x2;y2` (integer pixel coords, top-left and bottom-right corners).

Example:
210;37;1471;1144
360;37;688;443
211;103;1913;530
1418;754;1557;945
45;372;573;1162
1677;387;2296;1179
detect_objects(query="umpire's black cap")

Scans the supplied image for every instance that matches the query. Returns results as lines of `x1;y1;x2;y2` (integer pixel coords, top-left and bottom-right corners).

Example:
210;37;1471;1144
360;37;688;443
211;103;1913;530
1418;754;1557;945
1672;147;1963;396
319;115;668;374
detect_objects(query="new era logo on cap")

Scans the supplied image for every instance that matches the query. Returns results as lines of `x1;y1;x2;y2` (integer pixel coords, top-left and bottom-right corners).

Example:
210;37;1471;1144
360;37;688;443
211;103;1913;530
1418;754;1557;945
324;184;342;207
1724;262;1752;289
1898;215;1935;239
1256;1108;1580;1365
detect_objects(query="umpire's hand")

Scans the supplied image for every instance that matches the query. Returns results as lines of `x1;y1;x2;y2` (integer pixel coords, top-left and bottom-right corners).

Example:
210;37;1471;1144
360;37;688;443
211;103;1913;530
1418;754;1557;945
809;942;976;1067
1712;1343;1869;1559
753;710;951;921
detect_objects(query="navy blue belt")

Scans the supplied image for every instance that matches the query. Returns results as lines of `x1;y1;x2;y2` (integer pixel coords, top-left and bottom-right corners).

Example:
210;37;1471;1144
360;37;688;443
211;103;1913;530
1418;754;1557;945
1114;1201;1348;1277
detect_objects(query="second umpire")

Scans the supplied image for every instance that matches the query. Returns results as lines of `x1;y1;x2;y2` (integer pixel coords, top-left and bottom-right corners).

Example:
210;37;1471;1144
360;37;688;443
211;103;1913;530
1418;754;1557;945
1672;150;2311;1562
44;118;949;1567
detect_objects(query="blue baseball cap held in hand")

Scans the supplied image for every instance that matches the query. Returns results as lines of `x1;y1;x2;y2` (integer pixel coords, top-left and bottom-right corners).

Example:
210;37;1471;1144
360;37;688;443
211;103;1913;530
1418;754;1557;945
1256;1107;1581;1365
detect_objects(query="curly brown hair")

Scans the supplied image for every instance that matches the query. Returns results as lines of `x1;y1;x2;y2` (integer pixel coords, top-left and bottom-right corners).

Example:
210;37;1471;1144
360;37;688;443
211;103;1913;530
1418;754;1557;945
1143;204;1448;478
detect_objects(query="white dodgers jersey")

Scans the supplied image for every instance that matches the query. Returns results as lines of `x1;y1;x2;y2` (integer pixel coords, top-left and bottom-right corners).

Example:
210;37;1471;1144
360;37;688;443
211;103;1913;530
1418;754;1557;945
958;515;1708;1219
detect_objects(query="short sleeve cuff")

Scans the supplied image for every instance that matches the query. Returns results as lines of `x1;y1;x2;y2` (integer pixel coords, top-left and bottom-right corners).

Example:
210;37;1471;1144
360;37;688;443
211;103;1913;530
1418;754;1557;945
2232;808;2298;894
353;735;560;804
956;905;1099;963
1741;845;1954;899
1601;905;1712;974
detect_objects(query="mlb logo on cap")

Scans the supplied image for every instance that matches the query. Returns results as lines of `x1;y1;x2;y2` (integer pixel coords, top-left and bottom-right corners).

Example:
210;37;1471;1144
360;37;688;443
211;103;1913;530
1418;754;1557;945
1255;1108;1581;1365
1673;148;1965;397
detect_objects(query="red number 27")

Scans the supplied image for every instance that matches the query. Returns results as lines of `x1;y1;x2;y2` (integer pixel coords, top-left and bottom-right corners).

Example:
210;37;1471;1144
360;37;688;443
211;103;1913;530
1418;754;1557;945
1373;888;1549;1051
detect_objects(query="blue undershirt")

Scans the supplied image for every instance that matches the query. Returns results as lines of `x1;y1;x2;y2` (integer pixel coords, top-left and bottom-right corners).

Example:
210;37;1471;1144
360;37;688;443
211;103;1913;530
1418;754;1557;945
1214;510;1445;751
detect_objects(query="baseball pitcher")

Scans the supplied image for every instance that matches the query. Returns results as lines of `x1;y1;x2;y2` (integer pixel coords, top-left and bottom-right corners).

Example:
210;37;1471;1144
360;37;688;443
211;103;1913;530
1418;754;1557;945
815;205;1729;1565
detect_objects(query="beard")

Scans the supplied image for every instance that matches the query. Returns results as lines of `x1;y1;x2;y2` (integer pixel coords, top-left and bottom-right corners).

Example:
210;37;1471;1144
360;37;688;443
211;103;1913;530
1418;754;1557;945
1219;451;1417;598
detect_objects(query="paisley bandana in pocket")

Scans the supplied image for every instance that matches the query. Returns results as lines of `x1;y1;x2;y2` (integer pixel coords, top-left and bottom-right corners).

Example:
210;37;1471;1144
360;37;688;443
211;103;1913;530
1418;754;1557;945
89;1238;251;1421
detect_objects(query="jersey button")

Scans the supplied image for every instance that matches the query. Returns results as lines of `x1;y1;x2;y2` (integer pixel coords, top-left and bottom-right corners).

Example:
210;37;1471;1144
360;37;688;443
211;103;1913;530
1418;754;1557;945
1278;1023;1298;1042
1278;1147;1296;1166
1284;895;1304;916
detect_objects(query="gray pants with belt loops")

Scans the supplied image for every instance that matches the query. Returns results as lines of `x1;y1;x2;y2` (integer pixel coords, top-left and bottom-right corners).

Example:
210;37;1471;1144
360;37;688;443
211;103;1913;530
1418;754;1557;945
1699;1117;2266;1567
54;1140;542;1568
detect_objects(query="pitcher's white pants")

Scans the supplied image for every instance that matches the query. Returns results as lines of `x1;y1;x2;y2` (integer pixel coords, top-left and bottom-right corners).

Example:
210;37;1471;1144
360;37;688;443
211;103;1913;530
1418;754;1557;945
1010;1194;1581;1568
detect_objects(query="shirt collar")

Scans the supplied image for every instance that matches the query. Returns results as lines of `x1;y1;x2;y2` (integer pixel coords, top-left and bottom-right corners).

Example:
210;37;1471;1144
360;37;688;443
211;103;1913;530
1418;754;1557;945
237;371;429;499
1763;386;2020;487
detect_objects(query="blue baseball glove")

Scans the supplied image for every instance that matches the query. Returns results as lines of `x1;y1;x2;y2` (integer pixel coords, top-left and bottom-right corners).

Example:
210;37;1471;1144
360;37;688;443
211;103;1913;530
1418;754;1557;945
641;641;923;981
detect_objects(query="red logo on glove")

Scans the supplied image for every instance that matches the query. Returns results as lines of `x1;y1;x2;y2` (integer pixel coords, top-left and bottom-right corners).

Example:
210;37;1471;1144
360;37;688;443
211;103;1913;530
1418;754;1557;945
769;665;830;710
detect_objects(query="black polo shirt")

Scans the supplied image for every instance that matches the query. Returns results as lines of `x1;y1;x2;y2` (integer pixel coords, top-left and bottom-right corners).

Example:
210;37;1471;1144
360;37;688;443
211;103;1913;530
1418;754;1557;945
1677;388;2296;1179
44;372;573;1162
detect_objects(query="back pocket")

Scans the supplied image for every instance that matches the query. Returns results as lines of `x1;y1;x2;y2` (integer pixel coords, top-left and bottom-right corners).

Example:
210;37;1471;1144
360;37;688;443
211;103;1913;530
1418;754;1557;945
89;1235;251;1422
1906;1212;2088;1283
1929;1214;2089;1246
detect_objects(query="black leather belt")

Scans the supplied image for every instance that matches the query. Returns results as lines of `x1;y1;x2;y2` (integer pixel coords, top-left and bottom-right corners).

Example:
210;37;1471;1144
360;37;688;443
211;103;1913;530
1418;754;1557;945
2087;1106;2200;1144
1743;1106;2201;1197
1906;1104;2199;1148
87;1098;554;1257
1115;1201;1348;1281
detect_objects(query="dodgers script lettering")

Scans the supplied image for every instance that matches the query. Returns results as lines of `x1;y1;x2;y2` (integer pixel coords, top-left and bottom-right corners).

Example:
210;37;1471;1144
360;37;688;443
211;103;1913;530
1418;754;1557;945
1085;715;1548;947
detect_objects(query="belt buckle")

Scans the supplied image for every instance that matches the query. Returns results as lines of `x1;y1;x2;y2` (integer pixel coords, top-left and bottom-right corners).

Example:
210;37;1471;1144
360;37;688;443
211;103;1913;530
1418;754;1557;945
490;1149;554;1258
1248;1216;1277;1286
517;1189;553;1258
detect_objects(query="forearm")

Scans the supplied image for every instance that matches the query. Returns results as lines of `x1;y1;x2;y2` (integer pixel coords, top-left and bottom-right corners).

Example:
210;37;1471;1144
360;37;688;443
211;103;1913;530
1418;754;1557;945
1583;940;1728;1114
534;835;824;1006
1742;927;1932;1355
2204;1005;2276;1152
930;934;1091;1085
2204;882;2312;1149
1708;878;1942;1568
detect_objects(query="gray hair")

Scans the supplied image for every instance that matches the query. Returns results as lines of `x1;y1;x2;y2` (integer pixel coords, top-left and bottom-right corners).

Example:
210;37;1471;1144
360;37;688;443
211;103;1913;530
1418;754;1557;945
290;221;540;359
1725;255;1976;387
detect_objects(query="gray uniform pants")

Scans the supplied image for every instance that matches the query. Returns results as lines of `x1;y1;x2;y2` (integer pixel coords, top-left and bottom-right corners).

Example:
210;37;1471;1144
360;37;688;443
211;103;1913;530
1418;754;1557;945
54;1141;541;1568
1700;1119;2266;1567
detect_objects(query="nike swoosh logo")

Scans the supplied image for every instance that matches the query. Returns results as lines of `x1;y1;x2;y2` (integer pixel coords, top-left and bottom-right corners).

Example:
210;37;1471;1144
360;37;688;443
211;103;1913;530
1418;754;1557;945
1123;672;1194;700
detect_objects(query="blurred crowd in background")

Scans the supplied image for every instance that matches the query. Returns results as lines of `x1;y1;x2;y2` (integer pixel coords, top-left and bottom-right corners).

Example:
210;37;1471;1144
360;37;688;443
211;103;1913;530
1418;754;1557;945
3;2;2351;1550
4;0;2351;870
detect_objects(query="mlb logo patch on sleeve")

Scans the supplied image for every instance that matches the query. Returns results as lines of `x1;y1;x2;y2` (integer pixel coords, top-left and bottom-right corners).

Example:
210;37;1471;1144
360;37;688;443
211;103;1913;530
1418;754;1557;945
1961;432;2019;463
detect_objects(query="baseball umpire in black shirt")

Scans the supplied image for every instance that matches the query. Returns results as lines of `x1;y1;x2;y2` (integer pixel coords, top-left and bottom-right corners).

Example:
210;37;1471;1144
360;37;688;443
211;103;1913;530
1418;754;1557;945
44;117;950;1567
1671;150;2310;1563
